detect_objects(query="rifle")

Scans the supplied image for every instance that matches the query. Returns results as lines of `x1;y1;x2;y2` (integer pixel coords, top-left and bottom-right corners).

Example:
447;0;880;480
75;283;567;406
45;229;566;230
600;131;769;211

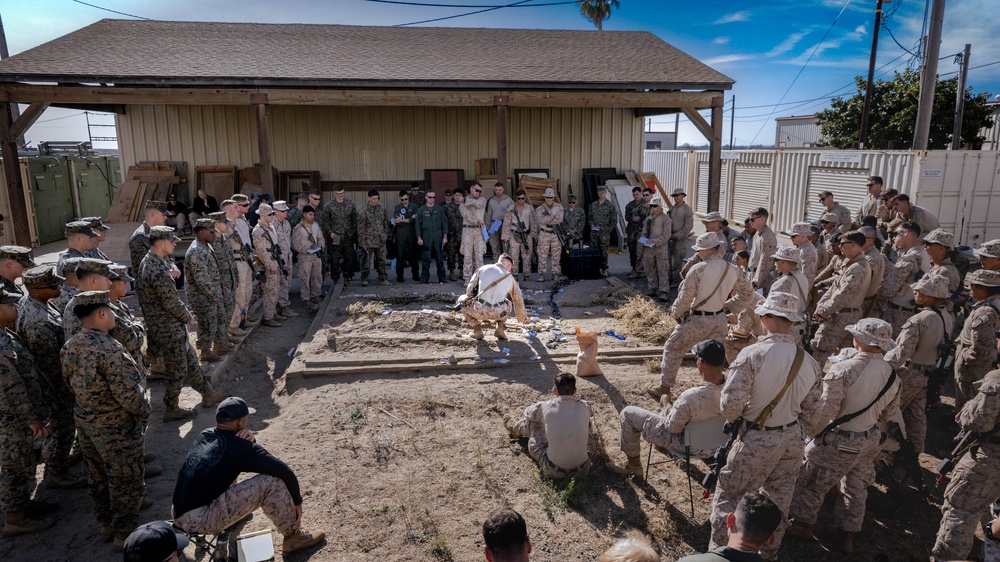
926;340;957;412
511;207;529;247
936;430;978;485
884;422;929;501
701;417;743;497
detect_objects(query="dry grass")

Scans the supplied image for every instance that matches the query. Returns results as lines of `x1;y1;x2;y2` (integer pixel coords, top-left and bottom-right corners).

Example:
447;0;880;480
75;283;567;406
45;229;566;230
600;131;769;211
608;294;675;343
588;286;640;307
347;301;389;317
643;358;661;374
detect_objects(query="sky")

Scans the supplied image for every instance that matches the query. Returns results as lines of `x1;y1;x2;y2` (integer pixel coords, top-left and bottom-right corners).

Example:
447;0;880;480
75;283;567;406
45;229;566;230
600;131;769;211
3;0;998;149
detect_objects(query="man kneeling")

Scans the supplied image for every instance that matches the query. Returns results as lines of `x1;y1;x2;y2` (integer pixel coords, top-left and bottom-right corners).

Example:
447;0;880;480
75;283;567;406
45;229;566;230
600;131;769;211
504;373;595;479
607;339;727;477
172;397;325;556
459;253;530;340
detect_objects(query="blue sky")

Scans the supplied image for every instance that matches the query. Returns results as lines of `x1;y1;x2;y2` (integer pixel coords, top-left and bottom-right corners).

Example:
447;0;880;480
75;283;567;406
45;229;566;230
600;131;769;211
4;0;998;149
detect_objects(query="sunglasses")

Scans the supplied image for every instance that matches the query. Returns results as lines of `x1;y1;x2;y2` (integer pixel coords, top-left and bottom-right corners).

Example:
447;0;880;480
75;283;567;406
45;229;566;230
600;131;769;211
238;203;250;208
650;204;660;208
517;196;526;200
426;195;436;198
866;183;875;187
819;196;828;201
894;231;906;237
545;196;554;199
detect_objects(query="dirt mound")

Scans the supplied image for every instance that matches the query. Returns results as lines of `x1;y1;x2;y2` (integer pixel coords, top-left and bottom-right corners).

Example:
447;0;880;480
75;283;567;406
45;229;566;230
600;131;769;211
333;310;465;335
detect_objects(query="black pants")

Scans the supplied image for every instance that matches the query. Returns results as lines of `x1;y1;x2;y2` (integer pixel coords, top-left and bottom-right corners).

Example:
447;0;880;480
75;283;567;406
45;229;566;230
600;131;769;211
395;228;419;280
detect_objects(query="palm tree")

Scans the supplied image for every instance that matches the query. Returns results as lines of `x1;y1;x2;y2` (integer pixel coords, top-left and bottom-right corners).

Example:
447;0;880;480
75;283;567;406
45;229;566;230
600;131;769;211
578;0;620;31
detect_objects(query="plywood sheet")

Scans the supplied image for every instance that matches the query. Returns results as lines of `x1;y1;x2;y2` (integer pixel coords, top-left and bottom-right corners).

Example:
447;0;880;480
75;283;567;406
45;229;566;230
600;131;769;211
107;179;142;222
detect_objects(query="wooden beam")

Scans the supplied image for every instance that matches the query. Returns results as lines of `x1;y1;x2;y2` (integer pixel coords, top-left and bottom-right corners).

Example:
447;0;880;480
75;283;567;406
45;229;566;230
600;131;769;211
8;102;48;140
681;107;713;140
0;102;32;246
495;96;509;191
252;94;274;195
1;84;723;109
707;102;724;213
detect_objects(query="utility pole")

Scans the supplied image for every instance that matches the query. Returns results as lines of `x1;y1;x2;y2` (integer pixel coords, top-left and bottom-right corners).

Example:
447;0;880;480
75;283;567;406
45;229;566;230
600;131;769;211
859;0;885;149
0;11;24;147
913;0;946;150
729;96;735;149
951;43;971;150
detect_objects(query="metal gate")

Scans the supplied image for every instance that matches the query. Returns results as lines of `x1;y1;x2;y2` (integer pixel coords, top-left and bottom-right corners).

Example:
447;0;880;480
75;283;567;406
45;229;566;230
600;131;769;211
696;161;729;215
732;164;770;224
805;167;871;224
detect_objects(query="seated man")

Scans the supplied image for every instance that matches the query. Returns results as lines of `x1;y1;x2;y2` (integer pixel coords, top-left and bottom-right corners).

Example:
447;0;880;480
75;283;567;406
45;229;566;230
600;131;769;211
172;397;325;556
677;492;781;562
122;520;189;562
607;339;727;477
504;372;594;479
459;253;530;340
482;507;531;562
165;193;193;234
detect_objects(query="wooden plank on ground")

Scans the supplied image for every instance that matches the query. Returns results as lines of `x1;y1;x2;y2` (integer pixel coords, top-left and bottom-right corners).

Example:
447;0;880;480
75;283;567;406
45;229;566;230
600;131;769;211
107;179;142;222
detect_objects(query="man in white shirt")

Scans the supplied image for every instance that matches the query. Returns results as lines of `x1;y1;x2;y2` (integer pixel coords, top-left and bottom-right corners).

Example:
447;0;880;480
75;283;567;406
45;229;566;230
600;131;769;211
459;254;530;340
504;372;595;479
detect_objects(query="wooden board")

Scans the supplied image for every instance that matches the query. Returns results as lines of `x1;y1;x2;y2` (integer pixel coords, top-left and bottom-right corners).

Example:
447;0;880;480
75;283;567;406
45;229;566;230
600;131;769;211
128;182;150;221
635;172;670;207
106;179;142;222
519;176;559;206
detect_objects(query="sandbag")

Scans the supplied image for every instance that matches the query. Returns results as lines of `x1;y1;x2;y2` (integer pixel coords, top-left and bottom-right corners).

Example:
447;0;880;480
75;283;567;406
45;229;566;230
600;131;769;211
575;327;603;377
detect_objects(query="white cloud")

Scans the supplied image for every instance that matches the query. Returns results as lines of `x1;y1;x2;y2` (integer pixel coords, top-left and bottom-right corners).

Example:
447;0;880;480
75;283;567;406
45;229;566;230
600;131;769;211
704;54;754;65
714;36;730;45
845;24;867;42
766;31;810;57
713;11;750;25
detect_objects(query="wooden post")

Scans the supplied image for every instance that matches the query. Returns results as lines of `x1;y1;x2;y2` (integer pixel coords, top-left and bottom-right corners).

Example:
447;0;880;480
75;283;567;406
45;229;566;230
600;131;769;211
0;101;32;246
707;97;724;213
494;96;509;190
252;93;273;194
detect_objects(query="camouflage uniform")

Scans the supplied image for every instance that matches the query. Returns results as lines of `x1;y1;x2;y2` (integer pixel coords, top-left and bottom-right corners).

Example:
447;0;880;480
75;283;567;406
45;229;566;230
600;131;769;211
415;203;448;283
252;223;282;321
669;202;694;277
749;225;778;293
931;257;962;294
562;205;586;244
110;300;146;369
954;295;1000;411
56;247;87;276
710;332;824;560
127;223;152;275
286;206;303;230
642;211;672;296
624;198;649;270
509;395;595;479
460;196;487;280
228;216;255;329
661;254;753;387
811;254;872;368
884;305;954;453
827;203;852;229
357;203;389;283
932;368;1000;560
798;241;819;287
485;194;514;260
588;198;618;272
291;221;325;302
879;246;924;335
619;382;723;458
61;326;149;538
273;217;293;309
136;252;215;408
319;198;358;282
861;245;886;314
49;284;78;320
501;203;535;278
184;238;226;351
789;350;900;534
210;233;238;328
15;294;76;480
0;328;47;514
444;200;464;277
535;202;564;280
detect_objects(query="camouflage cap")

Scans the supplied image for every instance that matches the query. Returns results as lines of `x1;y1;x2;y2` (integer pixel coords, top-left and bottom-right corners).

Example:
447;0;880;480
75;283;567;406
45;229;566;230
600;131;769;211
596;185;608;193
208;211;228;222
567;194;578;203
109;264;133;283
73;290;112;308
65;221;98;237
819;212;839;223
701;211;724;223
543;188;556;198
782;222;812;238
194;218;217;232
295;192;310;200
772;245;801;263
671;188;686;196
846;317;896;352
974;239;1000;259
80;216;111;231
148;226;180;243
913;273;951;299
144;200;169;213
0;291;19;305
21;264;64;288
257;203;274;216
966;268;1000;288
754;291;803;322
272;200;290;212
649;196;664;207
923;228;954;248
61;257;84;276
692;232;724;251
75;258;113;278
0;245;35;267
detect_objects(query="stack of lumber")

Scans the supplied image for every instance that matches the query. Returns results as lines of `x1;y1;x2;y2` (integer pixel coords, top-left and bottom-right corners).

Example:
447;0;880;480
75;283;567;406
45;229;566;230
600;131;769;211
107;163;181;222
520;176;559;206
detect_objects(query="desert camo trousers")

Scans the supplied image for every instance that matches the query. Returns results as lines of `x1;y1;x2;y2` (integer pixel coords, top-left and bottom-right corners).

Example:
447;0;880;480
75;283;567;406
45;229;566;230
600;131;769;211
898;365;930;453
461;230;486;280
660;314;727;388
175;474;298;537
619;406;714;459
536;232;562;279
932;442;1000;561
230;261;254;328
811;309;862;369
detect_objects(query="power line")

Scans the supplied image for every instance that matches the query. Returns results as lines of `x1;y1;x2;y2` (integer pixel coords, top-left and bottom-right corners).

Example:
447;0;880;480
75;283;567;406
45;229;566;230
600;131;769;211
882;24;918;58
70;0;150;20
366;0;575;7
940;58;1000;77
748;0;856;145
395;0;538;26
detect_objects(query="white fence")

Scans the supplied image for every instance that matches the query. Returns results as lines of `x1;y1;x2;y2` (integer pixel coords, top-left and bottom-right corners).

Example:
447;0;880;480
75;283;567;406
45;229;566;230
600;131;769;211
642;149;1000;248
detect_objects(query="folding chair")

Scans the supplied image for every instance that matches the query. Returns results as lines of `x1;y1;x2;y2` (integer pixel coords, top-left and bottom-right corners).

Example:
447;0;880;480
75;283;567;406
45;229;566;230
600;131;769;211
645;415;729;516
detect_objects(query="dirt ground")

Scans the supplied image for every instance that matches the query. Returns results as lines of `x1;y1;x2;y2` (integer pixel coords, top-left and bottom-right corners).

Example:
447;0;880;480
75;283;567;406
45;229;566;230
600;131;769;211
1;267;969;561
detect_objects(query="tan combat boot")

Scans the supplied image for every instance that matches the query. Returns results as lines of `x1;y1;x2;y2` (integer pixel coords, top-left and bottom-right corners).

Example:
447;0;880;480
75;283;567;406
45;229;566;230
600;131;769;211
228;326;249;337
200;390;227;408
280;305;299;317
163;405;197;422
3;511;55;537
199;349;222;362
113;532;129;552
784;520;815;541
283;530;326;555
470;326;484;340
212;342;234;355
494;324;507;340
606;456;644;478
100;521;114;542
646;384;672;402
262;318;282;327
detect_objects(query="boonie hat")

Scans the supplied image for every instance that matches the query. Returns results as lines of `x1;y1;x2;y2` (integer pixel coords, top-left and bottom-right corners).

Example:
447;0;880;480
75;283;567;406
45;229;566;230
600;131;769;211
273;200;290;212
122;520;190;562
257;203;275;216
216;396;256;422
0;245;35;267
772;245;801;263
671;188;686;196
649;196;664;207
923;229;955;249
820;212;839;223
543;187;556;198
701;211;724;223
754;291;804;323
846;318;896;352
75;258;113;278
148;226;181;243
913;273;951;299
974;240;1000;259
21;265;64;288
966;269;1000;288
692;232;724;251
782;222;812;238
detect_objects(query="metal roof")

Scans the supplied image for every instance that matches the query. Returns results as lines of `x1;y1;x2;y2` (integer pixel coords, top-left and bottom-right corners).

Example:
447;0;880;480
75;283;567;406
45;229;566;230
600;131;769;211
0;19;733;91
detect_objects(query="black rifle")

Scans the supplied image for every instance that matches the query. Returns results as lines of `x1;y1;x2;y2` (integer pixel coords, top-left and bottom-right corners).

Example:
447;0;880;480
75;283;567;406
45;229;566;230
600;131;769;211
927;340;957;412
936;430;978;485
884;422;929;500
701;417;743;497
266;239;289;278
511;207;529;247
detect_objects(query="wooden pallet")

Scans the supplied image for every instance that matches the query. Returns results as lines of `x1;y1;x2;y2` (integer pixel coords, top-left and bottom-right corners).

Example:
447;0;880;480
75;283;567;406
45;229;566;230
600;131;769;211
519;176;559;206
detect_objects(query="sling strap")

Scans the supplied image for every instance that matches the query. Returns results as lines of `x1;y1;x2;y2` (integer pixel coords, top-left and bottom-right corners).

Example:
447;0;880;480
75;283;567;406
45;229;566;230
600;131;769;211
817;368;898;438
738;346;805;440
690;261;731;313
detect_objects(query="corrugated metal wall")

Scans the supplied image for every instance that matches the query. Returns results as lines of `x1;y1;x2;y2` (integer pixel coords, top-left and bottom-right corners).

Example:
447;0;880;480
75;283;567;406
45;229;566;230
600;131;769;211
117;105;642;203
915;151;1000;246
0;159;41;247
775;120;822;147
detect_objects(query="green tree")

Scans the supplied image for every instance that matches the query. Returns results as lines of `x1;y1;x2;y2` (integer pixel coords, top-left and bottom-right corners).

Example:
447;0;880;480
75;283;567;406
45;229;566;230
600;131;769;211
815;68;994;149
578;0;620;31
